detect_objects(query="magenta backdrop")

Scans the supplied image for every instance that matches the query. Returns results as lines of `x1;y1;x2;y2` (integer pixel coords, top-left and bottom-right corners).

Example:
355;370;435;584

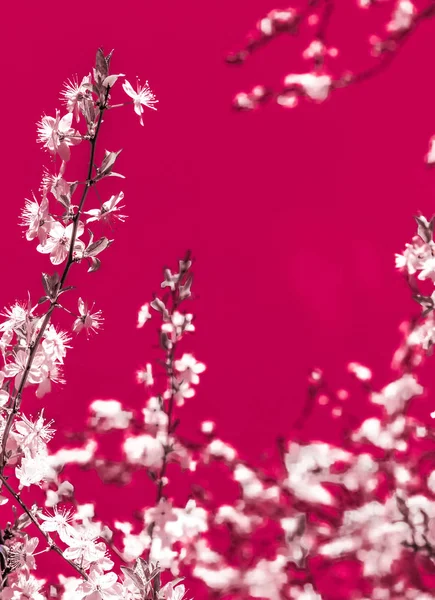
2;0;435;590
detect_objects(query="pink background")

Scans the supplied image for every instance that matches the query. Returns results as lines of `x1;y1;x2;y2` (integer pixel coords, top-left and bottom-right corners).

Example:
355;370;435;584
2;0;435;592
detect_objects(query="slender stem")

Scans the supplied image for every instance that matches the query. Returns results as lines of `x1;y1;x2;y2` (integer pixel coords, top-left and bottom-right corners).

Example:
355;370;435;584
0;475;88;581
148;299;179;544
147;259;191;547
0;89;110;474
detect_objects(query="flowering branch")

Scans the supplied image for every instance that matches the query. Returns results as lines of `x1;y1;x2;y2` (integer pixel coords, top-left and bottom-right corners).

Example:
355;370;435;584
0;87;109;476
227;0;435;111
0;474;88;581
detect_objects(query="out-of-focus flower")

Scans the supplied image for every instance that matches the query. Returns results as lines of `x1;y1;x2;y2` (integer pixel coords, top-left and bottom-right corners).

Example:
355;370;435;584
387;0;415;32
137;303;152;328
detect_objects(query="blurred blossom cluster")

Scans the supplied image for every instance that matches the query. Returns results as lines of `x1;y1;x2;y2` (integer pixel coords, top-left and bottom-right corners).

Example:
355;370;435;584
227;0;435;166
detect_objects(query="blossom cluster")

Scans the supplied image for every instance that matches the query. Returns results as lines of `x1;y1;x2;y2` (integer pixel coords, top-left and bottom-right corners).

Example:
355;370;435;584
227;0;435;121
45;239;435;600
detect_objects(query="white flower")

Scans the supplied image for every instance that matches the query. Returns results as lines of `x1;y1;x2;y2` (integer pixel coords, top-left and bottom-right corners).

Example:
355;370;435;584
143;396;168;430
122;79;158;126
7;537;39;571
42;325;71;364
207;439;237;462
16;446;53;488
3;349;47;389
45;480;74;507
89;400;132;430
146;498;178;529
61;74;93;123
123;434;164;468
159;581;187;600
76;566;122;599
387;0;415;31
63;525;106;566
137;303;152;328
319;498;409;577
14;410;55;456
243;555;287;600
4;573;46;600
174;353;206;385
84;192;127;224
136;363;154;386
426;136;435;165
73;298;104;335
0;302;35;334
20;193;54;243
371;374;423;415
353;416;407;450
285;442;350;505
347;362;372;381
37;221;85;265
39;506;75;541
161;312;195;341
37;110;81;161
284;73;332;101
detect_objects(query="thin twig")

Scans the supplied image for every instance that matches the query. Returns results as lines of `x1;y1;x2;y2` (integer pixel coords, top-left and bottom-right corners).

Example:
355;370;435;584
0;475;88;581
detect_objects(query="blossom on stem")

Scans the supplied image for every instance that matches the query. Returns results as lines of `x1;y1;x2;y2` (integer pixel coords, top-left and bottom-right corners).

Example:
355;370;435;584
42;325;71;364
36;110;81;162
174;353;206;385
137;303;152;328
84;192;127;224
63;525;106;566
281;73;332;107
2;573;46;600
137;363;154;386
13;410;55;456
159;581;188;600
20;193;54;244
61;74;93;123
39;506;75;541
7;537;39;571
15;446;53;488
73;298;104;335
122;79;158;126
387;0;415;32
37;221;85;265
3;349;46;389
76;566;122;600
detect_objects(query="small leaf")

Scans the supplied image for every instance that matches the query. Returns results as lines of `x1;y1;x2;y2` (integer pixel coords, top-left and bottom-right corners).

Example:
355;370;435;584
95;48;109;81
88;257;101;273
85;237;112;258
414;294;434;316
58;194;71;210
179;274;193;300
415;215;434;243
160;331;171;351
150;298;166;313
120;566;144;590
95;150;123;182
42;272;60;299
